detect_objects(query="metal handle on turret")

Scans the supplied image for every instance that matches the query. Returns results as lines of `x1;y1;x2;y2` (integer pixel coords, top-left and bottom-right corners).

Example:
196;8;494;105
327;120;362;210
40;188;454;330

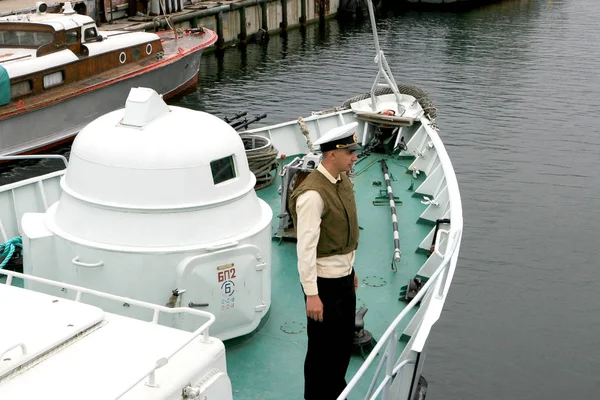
189;302;209;308
205;241;239;252
72;256;104;268
0;342;28;360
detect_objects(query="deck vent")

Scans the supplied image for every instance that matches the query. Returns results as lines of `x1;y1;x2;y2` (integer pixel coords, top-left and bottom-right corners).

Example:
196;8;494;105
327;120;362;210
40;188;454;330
62;2;75;15
121;87;169;127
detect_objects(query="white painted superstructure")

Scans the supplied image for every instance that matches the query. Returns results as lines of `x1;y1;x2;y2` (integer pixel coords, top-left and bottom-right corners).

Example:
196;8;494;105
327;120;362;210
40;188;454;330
21;88;273;341
0;270;232;400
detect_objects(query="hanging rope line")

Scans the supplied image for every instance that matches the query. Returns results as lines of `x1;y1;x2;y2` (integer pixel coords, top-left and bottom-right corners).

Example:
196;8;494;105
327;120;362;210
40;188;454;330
297;117;315;153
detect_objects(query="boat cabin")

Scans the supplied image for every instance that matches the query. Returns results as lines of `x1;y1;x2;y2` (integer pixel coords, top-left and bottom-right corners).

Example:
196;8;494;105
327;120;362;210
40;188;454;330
0;2;163;106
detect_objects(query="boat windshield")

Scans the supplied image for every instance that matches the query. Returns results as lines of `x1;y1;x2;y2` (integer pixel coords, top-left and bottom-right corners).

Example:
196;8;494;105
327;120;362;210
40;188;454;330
0;30;53;47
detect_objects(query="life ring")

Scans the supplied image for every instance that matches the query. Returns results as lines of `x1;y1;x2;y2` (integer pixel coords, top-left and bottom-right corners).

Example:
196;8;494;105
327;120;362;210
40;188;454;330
379;109;395;128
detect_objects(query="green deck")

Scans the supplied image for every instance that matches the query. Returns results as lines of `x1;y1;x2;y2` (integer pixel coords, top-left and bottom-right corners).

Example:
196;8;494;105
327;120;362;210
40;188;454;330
0;153;432;399
226;153;431;399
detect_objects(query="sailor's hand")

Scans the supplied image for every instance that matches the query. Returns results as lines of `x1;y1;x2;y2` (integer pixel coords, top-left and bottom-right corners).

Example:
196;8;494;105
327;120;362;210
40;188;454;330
306;295;323;322
354;273;359;291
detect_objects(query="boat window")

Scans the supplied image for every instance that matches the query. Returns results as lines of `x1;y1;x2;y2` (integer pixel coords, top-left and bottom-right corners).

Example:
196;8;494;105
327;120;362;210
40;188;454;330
0;30;53;47
84;27;97;41
10;80;32;97
66;29;79;45
132;48;140;59
211;155;236;185
43;71;64;89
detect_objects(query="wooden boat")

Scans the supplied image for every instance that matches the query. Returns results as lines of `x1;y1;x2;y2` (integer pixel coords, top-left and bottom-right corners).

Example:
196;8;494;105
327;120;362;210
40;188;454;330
0;2;216;156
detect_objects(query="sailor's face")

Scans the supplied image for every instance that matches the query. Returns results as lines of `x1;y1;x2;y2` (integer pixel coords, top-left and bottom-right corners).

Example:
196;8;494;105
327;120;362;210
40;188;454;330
335;148;358;172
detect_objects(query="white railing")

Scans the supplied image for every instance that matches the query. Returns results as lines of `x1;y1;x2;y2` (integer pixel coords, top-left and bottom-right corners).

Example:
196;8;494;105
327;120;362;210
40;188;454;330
0;269;216;399
338;228;462;400
338;107;463;399
0;155;68;168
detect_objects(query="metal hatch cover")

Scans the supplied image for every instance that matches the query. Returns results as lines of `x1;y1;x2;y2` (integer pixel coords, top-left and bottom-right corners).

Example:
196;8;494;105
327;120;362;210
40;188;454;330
0;284;104;379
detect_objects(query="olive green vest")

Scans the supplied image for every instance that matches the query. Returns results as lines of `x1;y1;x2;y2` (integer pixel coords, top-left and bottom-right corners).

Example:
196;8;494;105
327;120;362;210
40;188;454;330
289;169;359;258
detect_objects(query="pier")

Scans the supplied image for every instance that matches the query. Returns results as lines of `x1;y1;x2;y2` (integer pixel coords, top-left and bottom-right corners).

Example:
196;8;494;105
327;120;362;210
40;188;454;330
0;0;340;49
0;0;508;49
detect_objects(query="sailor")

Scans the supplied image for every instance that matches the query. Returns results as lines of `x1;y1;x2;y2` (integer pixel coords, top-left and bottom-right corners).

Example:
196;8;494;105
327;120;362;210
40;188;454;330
289;122;361;400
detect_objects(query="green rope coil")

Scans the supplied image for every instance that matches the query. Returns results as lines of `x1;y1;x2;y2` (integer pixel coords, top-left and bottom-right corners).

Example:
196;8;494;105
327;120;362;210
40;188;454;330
0;236;22;269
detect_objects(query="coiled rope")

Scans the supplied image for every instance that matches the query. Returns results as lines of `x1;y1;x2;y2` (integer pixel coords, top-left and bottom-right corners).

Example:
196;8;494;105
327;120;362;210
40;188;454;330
0;236;22;269
242;135;279;190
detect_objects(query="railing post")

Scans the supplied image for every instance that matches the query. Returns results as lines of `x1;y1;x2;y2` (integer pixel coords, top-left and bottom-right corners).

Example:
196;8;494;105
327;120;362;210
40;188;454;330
437;262;449;298
145;371;158;388
382;330;398;399
437;232;459;298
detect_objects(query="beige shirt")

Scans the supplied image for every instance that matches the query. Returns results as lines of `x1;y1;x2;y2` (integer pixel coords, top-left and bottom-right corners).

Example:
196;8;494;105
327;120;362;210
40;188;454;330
295;163;355;296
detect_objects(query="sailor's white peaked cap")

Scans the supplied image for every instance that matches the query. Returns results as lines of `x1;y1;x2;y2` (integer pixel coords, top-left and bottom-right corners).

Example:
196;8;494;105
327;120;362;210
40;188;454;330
313;122;360;151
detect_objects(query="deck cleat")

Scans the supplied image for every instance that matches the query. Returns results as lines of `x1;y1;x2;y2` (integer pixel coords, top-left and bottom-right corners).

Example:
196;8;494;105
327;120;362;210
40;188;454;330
353;307;377;359
399;277;424;302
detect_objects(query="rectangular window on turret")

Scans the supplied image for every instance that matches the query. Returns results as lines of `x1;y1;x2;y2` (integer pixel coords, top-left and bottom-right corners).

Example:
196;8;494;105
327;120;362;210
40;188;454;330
211;155;236;184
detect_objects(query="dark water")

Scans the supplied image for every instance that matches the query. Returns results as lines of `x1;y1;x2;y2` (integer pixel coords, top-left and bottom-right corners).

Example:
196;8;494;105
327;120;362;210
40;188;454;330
3;0;600;398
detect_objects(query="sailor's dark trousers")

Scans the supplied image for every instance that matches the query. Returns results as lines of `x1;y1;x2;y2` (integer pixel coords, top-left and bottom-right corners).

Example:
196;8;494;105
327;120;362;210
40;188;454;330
304;270;356;400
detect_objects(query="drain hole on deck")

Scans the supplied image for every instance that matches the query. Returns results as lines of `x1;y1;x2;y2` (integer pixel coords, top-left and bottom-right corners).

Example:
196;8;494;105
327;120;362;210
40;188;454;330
280;321;306;334
363;276;387;287
3;358;10;362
